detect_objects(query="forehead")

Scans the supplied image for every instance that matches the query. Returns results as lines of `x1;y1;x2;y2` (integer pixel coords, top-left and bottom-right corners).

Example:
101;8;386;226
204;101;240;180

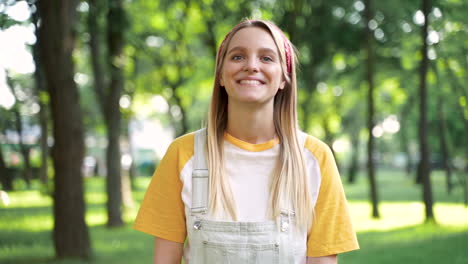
226;26;279;53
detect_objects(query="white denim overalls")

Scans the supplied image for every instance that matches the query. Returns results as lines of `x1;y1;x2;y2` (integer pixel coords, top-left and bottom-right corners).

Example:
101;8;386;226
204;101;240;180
184;129;308;264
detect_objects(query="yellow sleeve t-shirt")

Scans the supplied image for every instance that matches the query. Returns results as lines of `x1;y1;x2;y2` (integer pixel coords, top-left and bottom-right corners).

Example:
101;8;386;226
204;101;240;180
134;132;359;257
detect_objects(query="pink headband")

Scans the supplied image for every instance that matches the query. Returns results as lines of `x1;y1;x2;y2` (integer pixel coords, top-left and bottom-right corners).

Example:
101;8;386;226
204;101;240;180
216;20;292;76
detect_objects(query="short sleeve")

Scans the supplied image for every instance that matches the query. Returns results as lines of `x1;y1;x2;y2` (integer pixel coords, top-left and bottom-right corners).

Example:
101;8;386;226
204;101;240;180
133;135;194;243
305;137;359;257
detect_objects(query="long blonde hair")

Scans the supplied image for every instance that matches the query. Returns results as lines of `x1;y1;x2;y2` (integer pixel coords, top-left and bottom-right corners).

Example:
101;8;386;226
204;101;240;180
206;19;312;230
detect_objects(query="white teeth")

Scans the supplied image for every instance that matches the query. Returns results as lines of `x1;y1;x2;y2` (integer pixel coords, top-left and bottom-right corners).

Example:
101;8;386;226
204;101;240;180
239;80;262;85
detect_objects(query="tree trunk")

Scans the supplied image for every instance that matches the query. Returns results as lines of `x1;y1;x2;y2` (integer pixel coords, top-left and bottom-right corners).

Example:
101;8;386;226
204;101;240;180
123;116;136;190
12;107;32;188
171;90;188;137
322;117;340;170
6;76;32;188
88;0;126;226
364;0;380;218
399;97;414;177
347;131;360;184
105;111;123;226
105;0;126;227
38;95;49;185
437;98;453;193
88;0;107;110
37;0;92;259
31;5;49;185
401;130;413;176
417;0;435;222
433;64;453;194
120;116;134;207
0;143;13;191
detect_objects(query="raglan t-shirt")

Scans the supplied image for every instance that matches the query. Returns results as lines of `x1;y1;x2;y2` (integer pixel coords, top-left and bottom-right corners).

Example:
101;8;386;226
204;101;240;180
134;131;359;258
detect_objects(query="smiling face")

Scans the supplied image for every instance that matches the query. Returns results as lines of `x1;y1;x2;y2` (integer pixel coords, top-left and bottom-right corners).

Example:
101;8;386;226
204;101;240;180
219;27;285;106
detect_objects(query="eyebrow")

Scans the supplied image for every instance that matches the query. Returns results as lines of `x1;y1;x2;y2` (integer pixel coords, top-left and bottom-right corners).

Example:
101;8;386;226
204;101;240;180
226;46;278;56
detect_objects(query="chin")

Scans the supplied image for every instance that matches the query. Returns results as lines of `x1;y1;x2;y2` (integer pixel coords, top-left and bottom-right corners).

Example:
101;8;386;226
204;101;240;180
234;96;272;105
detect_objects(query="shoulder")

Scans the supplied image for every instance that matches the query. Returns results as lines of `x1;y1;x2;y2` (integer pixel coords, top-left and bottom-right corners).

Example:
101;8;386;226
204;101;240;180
160;131;196;170
170;131;196;148
166;131;196;156
300;132;338;177
300;132;333;160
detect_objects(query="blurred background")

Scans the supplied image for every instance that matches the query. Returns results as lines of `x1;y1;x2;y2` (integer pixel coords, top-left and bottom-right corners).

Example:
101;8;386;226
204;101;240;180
0;0;467;263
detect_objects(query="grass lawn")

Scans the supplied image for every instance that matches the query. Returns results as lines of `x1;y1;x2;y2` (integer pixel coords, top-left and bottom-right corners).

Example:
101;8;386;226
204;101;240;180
0;169;467;263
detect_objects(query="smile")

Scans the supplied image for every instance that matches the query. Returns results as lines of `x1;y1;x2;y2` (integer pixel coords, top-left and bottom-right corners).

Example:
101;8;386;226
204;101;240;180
238;80;264;85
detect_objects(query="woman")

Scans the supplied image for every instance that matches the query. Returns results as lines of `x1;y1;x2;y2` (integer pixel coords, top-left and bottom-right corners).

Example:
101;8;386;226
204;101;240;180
134;19;359;264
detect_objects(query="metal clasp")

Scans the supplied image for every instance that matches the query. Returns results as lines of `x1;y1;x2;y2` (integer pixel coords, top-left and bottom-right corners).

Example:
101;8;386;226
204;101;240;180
193;220;202;230
281;220;289;232
280;212;291;232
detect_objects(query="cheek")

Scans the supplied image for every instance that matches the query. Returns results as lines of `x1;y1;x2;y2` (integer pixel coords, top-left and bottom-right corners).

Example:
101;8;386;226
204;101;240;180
271;69;284;85
220;69;235;86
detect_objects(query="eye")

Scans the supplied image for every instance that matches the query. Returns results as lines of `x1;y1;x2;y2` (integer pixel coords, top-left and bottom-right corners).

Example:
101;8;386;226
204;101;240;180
231;55;244;61
261;56;274;62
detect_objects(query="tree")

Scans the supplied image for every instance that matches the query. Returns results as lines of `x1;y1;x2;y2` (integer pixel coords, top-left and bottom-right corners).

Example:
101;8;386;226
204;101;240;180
87;0;127;226
417;0;435;222
30;2;49;186
343;103;363;184
399;93;416;176
104;0;127;226
432;63;453;193
6;75;32;188
36;0;92;258
0;125;12;191
363;0;380;218
128;0;215;136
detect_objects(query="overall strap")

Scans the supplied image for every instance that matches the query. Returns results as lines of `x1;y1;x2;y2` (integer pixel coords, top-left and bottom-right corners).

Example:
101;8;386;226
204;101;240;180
191;128;209;215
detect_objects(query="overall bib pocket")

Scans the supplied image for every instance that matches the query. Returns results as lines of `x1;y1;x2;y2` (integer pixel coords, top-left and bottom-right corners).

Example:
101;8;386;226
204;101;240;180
202;240;280;264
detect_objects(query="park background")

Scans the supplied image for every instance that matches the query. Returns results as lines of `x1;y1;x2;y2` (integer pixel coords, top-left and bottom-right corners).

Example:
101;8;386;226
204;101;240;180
0;0;467;263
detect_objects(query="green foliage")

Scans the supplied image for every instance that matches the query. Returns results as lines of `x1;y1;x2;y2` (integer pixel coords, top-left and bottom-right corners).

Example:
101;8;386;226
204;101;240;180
0;13;20;29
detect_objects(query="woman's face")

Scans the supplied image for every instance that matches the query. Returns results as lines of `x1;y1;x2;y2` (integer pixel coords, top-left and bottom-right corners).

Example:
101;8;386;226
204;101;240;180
219;27;285;106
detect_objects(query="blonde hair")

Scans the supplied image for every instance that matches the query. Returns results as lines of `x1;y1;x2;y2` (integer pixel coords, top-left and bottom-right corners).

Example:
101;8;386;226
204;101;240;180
206;19;313;230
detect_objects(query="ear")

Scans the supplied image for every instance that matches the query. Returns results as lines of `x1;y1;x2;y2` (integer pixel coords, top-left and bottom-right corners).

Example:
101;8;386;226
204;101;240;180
279;80;286;90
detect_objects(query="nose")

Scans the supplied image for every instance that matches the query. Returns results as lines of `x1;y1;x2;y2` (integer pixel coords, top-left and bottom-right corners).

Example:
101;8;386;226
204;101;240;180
244;57;259;73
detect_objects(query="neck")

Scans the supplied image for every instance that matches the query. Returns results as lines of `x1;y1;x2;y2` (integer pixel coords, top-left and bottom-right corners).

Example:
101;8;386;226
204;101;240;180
226;101;276;144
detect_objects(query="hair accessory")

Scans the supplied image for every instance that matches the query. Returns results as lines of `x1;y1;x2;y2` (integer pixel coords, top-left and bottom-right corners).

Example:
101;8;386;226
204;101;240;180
268;22;292;75
279;32;292;75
